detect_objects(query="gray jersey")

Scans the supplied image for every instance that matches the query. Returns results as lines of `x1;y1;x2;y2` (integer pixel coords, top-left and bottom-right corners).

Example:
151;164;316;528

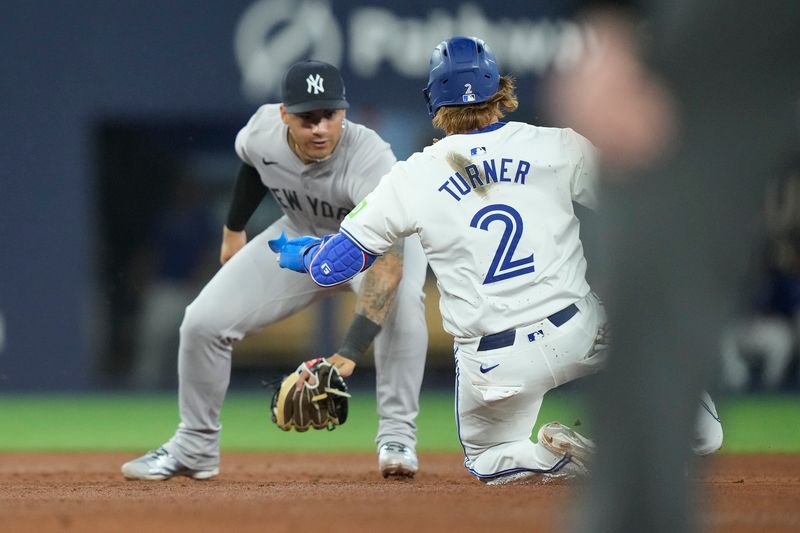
235;104;397;236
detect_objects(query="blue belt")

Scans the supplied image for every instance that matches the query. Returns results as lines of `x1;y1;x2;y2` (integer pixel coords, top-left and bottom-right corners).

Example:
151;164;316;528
476;303;579;352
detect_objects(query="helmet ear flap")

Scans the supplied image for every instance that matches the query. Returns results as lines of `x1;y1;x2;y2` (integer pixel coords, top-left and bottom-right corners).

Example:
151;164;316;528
422;87;433;116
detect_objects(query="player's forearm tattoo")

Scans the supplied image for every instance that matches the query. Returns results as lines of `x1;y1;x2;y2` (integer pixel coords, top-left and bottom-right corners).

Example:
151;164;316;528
355;241;404;325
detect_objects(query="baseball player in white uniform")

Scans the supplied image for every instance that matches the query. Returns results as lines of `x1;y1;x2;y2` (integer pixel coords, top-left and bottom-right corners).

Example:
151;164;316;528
274;37;723;484
121;60;428;480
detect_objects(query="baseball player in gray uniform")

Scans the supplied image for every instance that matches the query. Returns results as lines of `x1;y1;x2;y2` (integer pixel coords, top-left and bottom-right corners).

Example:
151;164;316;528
273;37;722;484
121;60;428;480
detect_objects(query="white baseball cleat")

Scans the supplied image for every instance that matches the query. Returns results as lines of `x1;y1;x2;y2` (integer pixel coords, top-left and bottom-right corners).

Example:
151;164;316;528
482;423;595;485
121;447;219;481
378;442;418;478
537;421;595;476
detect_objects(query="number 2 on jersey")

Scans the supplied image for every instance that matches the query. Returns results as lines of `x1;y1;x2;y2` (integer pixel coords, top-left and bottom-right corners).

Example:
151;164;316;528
470;204;535;284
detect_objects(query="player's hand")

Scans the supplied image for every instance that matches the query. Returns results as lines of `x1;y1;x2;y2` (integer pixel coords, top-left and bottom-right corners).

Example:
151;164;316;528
546;11;675;174
268;232;323;273
327;354;356;377
295;354;356;391
589;323;611;359
220;226;247;265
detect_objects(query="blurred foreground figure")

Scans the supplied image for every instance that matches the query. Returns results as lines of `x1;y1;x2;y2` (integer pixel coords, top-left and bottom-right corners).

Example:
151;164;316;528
549;2;800;532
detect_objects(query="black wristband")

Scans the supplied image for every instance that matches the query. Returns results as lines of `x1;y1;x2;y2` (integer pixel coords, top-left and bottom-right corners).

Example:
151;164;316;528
226;163;268;232
338;314;382;361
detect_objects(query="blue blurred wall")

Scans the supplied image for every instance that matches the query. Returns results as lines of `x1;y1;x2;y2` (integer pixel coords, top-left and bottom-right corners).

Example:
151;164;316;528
0;0;578;390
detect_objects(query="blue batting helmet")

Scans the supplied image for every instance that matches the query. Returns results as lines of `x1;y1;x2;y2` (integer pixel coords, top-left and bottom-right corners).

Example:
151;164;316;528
422;36;500;118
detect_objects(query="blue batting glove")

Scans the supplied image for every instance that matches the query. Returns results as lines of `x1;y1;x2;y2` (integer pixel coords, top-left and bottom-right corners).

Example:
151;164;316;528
267;231;289;253
269;232;322;273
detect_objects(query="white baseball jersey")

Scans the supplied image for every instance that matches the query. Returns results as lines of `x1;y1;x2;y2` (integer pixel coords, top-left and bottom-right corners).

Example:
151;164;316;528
235;104;397;236
341;121;598;339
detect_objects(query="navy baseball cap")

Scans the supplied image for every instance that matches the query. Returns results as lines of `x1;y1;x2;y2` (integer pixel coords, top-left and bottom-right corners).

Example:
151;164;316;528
281;60;350;113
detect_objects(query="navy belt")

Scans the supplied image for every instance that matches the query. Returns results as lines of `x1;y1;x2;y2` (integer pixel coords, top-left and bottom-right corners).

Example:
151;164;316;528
476;303;579;352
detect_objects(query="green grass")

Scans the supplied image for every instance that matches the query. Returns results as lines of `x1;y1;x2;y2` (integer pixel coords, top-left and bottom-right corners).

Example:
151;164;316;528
714;395;800;453
0;391;797;453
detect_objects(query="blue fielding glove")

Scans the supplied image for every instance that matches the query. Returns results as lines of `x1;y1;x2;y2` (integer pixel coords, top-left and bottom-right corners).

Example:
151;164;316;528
267;231;323;273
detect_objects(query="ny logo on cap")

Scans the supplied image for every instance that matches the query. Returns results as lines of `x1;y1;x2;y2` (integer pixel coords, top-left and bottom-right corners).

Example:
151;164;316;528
306;74;325;94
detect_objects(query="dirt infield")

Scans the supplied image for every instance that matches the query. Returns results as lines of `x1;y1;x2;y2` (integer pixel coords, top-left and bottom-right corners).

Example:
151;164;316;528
1;453;798;532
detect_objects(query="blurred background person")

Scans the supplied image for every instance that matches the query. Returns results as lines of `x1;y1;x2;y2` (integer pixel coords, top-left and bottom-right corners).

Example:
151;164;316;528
546;1;800;532
762;154;800;389
721;153;800;392
720;315;795;392
130;173;217;390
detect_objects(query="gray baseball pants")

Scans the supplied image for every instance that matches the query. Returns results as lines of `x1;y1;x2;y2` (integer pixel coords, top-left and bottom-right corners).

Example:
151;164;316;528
164;218;428;470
